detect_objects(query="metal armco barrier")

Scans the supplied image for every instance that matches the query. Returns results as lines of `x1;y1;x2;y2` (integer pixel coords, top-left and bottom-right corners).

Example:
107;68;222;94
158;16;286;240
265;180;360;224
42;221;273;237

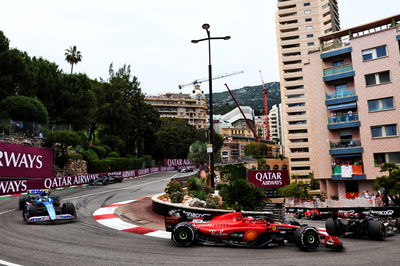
286;206;400;218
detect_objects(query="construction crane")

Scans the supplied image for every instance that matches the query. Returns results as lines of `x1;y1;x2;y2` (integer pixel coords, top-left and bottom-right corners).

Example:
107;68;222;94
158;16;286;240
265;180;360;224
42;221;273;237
224;83;260;143
178;71;244;90
259;70;270;140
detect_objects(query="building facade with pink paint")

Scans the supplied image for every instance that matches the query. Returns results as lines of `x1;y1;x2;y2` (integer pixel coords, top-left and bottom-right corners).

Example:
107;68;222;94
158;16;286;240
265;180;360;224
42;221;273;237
305;15;400;200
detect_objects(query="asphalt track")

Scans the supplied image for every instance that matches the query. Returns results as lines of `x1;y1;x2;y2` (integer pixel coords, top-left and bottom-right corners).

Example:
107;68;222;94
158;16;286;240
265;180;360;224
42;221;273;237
0;172;399;266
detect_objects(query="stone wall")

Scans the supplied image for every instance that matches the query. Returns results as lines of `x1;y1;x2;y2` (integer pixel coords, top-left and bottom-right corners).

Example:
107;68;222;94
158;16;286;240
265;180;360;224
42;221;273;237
57;159;88;177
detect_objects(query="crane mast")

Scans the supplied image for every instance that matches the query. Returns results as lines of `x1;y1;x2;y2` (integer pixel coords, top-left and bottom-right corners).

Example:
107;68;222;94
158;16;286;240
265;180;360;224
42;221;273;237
259;70;270;140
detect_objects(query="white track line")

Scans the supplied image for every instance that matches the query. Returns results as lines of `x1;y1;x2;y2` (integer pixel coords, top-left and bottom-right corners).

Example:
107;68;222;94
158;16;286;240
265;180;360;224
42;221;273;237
0;259;23;266
0;209;14;216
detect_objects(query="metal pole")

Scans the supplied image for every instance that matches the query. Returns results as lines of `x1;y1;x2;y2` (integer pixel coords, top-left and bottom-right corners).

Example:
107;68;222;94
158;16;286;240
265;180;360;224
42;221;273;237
207;29;215;189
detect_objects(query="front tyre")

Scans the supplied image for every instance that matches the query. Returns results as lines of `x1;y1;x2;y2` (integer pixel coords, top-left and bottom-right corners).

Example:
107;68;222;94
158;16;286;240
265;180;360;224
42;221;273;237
326;218;346;237
172;222;196;247
367;220;385;240
294;226;320;251
23;204;37;224
18;195;30;210
62;202;77;218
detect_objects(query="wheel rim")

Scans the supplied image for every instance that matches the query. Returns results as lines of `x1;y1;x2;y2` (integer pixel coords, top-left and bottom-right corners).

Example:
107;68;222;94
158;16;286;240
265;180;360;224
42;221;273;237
179;232;188;240
308;235;315;244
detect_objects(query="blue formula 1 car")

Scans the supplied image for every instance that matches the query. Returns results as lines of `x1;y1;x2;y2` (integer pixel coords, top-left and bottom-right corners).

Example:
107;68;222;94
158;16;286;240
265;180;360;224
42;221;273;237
18;189;77;224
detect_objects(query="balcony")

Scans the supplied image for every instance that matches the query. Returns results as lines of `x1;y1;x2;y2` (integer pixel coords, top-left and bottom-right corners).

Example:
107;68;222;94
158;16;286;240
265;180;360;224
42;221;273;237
325;88;358;105
327;113;360;130
323;64;355;82
329;139;363;155
332;164;366;180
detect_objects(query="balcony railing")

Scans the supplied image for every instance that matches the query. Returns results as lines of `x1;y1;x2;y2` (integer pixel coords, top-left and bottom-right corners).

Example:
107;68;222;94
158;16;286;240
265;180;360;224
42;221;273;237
321;40;351;52
328;113;358;124
323;64;353;77
330;139;361;149
326;88;356;99
332;164;364;176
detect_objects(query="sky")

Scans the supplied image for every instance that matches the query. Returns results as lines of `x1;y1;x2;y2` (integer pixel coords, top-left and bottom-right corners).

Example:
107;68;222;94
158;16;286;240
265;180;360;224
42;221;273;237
1;1;399;95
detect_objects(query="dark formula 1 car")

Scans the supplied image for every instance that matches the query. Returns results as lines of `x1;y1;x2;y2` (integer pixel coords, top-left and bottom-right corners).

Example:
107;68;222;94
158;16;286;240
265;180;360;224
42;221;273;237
18;189;76;224
165;211;343;251
325;211;399;240
88;173;123;185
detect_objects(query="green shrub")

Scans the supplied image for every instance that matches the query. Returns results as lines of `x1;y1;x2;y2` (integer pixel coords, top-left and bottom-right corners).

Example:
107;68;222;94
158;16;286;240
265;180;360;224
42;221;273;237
107;151;120;157
91;146;108;159
205;195;219;209
277;183;308;199
217;163;247;182
68;153;83;160
132;158;144;169
191;190;206;201
170;191;185;203
108;157;131;171
219;179;266;211
80;149;99;162
186;176;203;191
142;155;152;168
165;180;183;195
88;159;112;173
0;95;48;123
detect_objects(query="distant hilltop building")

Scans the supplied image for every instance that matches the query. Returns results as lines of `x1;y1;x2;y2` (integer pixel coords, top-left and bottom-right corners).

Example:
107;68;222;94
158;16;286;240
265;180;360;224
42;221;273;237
144;84;207;129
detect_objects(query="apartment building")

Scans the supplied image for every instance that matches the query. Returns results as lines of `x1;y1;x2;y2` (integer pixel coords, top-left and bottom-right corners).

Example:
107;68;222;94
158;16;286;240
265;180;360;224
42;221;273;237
268;104;283;143
276;0;340;180
305;15;400;199
144;85;207;129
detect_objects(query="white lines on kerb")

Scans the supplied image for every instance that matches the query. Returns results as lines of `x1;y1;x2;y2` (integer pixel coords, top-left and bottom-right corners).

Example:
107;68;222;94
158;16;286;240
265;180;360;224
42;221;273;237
0;209;14;216
0;259;23;266
63;175;177;201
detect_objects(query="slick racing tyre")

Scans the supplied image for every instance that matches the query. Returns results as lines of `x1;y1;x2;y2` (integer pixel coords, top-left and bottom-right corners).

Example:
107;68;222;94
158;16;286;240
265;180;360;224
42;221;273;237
326;218;346;237
18;195;30;210
23;204;37;224
367;220;386;240
172;222;196;247
62;202;77;218
294;226;320;251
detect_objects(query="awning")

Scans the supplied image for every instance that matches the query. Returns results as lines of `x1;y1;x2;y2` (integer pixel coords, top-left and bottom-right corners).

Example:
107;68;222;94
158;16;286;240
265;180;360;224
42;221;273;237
327;102;357;111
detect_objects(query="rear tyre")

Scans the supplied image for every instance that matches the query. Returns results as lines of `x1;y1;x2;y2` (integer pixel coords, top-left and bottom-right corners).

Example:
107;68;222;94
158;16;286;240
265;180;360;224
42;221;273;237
294;226;320;251
18;195;30;210
326;218;346;237
311;212;319;220
117;178;123;183
172;222;196;247
367;220;385;240
23;204;37;224
62;202;77;218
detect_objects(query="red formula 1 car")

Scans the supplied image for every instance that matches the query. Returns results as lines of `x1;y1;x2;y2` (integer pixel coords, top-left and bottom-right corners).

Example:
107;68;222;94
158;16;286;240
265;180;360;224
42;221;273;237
165;211;343;251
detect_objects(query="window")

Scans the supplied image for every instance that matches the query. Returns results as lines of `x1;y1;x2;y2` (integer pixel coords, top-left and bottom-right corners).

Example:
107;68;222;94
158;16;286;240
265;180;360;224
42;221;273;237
374;152;400;166
291;166;311;171
273;165;279;170
304;10;311;14
325;28;332;34
368;97;394;112
365;71;390;86
291;158;310;162
322;3;329;8
306;26;313;30
306;34;314;38
288;103;305;107
305;18;312;22
362;45;387;61
304;2;310;6
307;42;314;46
371;124;397;138
332;59;345;67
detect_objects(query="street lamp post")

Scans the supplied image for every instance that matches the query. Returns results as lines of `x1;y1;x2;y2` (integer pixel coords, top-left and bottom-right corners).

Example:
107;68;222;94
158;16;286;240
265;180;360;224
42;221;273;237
191;23;230;188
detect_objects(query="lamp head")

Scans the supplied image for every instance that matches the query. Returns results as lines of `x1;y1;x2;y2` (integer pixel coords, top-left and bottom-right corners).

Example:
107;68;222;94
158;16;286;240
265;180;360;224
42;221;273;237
191;40;198;43
202;23;210;30
224;36;231;40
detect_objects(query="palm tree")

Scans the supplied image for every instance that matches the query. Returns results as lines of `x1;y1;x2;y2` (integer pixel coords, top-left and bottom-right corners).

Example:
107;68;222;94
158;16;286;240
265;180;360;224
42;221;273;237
64;45;82;74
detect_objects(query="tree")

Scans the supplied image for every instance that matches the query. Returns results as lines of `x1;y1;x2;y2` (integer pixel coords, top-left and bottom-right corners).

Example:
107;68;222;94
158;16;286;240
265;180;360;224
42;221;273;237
152;117;196;160
0;95;48;123
54;73;97;130
244;142;268;158
43;130;82;166
64;45;82;74
96;64;160;155
277;183;309;199
188;141;208;164
373;163;400;206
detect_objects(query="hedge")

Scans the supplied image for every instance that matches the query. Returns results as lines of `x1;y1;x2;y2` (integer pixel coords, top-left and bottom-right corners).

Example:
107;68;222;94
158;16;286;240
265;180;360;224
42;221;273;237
87;157;146;173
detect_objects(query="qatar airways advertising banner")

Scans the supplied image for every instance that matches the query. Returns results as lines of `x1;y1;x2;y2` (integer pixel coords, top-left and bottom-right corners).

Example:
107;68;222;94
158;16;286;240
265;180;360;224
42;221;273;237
0;142;54;178
247;170;289;188
163;159;193;167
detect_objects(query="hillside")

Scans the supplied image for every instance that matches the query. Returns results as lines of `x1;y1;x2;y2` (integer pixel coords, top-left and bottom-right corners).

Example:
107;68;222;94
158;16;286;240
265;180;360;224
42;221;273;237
206;82;281;115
